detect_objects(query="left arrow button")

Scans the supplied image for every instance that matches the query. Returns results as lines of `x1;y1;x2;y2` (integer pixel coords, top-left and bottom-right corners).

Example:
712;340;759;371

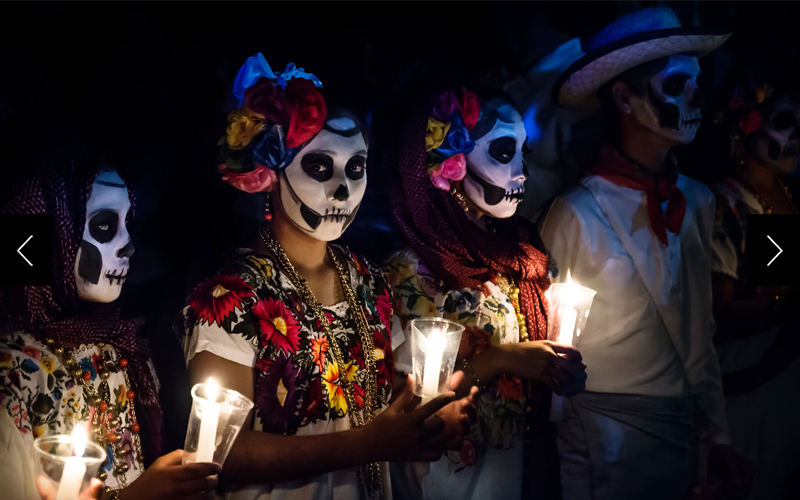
17;235;33;266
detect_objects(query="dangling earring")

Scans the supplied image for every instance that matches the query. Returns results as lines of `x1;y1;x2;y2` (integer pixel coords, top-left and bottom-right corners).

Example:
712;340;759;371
264;193;273;221
450;185;469;213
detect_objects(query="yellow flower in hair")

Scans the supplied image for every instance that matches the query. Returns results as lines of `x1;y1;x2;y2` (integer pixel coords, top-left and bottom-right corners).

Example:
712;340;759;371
226;109;266;150
425;118;451;152
756;85;773;104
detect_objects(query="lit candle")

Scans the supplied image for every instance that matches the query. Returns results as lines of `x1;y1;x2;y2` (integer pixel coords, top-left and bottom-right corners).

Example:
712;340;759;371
196;378;220;464
557;276;578;345
421;330;446;405
55;425;87;500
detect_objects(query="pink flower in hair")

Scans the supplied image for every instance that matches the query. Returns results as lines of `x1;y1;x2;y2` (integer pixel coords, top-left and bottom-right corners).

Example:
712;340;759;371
428;153;467;191
218;163;278;193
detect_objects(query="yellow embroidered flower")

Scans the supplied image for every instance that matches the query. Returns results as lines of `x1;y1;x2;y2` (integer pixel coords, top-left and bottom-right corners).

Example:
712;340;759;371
322;361;358;414
0;352;11;369
226;109;266;150
756;85;773;104
276;378;288;407
248;255;274;279
117;384;127;406
33;425;47;438
425;118;450;151
40;357;56;374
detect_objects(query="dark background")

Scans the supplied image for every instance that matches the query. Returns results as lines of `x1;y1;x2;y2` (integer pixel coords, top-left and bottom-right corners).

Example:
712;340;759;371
2;0;799;452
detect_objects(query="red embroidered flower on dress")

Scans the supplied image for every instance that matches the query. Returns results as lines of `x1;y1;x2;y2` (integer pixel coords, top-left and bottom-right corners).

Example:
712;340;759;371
253;298;303;355
458;326;491;360
376;289;393;331
189;275;255;327
497;373;524;400
310;337;329;370
284;79;327;148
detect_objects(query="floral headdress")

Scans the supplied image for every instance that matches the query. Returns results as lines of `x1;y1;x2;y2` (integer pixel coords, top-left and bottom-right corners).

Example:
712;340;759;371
714;67;775;160
425;87;481;190
218;53;328;193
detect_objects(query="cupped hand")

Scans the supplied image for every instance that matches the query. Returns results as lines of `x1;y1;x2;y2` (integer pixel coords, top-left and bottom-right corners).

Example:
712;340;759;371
435;370;480;450
365;375;455;463
500;340;583;395
119;449;222;500
37;477;103;500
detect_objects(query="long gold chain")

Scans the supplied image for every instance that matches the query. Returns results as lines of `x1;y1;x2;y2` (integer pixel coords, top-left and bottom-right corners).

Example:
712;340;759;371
44;338;142;500
738;171;797;215
493;274;528;341
259;227;383;499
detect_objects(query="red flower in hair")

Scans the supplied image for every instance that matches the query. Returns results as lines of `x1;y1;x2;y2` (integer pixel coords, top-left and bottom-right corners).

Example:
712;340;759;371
189;274;255;327
457;87;481;131
739;110;763;136
245;77;290;127
284;79;327;148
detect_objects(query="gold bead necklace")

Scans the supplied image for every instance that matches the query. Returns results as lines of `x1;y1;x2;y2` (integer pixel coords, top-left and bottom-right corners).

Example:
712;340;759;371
493;274;529;342
737;171;797;215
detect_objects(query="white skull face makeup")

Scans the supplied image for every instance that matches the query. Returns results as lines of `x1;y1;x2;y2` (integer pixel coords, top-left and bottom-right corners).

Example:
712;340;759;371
74;169;134;303
463;104;527;219
278;117;367;241
748;95;800;174
629;55;703;145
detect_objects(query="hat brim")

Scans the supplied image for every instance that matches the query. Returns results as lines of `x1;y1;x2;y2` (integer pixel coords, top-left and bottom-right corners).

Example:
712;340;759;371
554;27;733;109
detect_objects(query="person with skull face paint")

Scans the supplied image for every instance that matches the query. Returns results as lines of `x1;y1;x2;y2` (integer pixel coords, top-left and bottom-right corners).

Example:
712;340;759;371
705;48;800;500
539;7;751;500
0;140;222;500
180;54;474;500
378;63;587;499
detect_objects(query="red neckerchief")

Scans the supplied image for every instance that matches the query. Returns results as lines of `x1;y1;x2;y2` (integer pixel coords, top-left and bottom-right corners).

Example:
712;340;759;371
586;145;687;246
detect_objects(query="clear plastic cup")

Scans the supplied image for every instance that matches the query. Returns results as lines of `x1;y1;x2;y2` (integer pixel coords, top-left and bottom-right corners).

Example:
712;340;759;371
410;318;465;404
182;380;254;466
33;434;106;500
546;281;597;422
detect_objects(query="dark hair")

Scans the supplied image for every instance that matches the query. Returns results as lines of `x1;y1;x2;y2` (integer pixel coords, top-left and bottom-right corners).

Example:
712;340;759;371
597;56;672;133
467;85;521;141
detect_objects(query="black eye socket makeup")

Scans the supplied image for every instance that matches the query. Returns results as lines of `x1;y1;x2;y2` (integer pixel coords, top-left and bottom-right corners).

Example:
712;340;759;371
488;137;517;164
301;153;334;182
345;155;366;180
662;74;690;97
88;210;119;244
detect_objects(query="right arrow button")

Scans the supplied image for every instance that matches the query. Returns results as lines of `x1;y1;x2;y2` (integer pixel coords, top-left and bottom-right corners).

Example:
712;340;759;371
767;235;783;267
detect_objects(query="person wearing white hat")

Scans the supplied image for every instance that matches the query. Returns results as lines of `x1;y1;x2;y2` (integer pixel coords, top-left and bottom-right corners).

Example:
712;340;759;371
538;7;750;500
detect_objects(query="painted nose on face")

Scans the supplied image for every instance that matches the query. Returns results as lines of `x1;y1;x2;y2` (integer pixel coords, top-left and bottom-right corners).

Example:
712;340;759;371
332;184;349;201
117;240;135;258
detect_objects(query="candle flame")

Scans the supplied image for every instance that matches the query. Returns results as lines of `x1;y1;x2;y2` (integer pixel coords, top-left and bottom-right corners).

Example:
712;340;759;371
206;378;220;404
565;269;573;285
72;424;88;458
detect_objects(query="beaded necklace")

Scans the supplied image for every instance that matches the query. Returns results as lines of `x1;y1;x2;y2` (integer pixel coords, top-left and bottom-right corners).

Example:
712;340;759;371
44;337;142;500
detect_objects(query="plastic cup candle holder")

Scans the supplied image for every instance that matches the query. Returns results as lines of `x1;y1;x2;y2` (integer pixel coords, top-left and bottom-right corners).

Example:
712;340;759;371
183;378;254;467
410;318;465;405
545;276;596;422
33;424;106;500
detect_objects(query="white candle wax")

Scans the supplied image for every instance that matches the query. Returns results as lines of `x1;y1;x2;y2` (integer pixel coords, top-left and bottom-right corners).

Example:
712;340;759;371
56;426;88;500
55;458;85;500
421;332;446;404
557;306;578;345
196;380;220;463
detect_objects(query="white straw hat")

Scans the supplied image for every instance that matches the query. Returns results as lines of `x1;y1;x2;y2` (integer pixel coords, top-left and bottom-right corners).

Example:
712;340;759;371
553;7;732;109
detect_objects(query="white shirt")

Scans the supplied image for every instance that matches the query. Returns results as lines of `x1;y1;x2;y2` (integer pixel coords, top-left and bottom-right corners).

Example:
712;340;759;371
539;174;730;445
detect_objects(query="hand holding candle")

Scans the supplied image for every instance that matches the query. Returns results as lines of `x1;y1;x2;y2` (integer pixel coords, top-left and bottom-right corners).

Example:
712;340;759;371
33;425;106;500
544;272;596;422
410;318;465;404
183;378;254;467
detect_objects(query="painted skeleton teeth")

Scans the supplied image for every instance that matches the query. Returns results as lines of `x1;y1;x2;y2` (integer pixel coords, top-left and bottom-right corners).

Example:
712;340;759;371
782;143;800;157
503;186;525;202
322;207;353;224
681;113;702;129
105;268;128;286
